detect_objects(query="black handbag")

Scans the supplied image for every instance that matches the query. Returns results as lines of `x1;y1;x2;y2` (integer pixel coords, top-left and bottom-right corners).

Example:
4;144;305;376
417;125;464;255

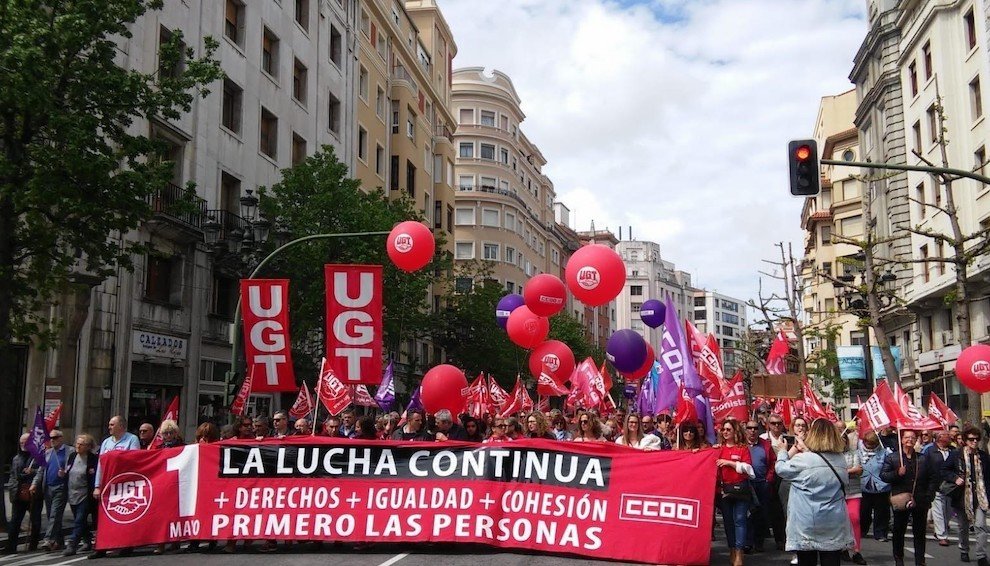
939;480;962;498
721;481;751;500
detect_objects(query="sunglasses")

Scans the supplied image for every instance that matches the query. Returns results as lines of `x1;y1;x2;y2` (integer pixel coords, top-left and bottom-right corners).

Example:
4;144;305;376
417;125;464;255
769;421;783;425
494;424;506;428
968;437;980;441
745;426;758;430
683;430;695;434
580;420;590;424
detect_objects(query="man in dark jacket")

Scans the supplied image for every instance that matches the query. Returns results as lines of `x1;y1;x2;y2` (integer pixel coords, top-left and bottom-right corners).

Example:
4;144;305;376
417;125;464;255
924;431;955;546
4;433;42;554
880;429;939;566
943;426;990;565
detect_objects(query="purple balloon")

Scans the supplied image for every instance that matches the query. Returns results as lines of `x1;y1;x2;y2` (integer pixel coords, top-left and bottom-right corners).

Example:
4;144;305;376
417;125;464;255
495;294;525;329
606;329;648;373
640;299;666;328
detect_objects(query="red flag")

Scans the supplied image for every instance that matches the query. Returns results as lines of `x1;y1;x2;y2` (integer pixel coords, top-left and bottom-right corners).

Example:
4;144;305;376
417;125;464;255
537;363;570;396
824;403;839;423
498;377;527;418
537;395;550;413
316;357;352;416
780;398;794;429
685;320;707;361
324;265;383;385
489;377;510;413
855;395;880;435
712;371;748;423
230;368;254;417
520;381;534;412
466;373;490;418
927;392;959;428
698;334;726;401
241;279;297;392
149;396;180;450
599;360;613;392
765;331;789;375
44;403;63;433
289;383;315;419
876;381;940;430
801;378;830;421
573;357;605;409
673;383;698;426
350;385;378;408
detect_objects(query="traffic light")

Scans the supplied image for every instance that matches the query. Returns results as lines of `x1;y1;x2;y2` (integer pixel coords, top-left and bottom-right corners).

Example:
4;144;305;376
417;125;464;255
788;139;820;196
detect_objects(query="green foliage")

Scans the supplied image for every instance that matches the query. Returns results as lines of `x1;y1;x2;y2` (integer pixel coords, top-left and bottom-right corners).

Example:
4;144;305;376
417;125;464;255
804;323;847;409
0;0;222;344
257;147;448;382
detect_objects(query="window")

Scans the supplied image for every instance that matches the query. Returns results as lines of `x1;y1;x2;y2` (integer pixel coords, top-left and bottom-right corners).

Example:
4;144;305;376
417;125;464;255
695;310;706;320
158;26;185;80
922;42;932;80
458;143;473;158
916;182;926;218
480;110;495;126
480;143;495;160
455;277;472;293
329;25;342;67
551;249;560;265
328;92;341;134
505;212;516;231
292;59;307;104
912;121;922;153
406;108;415;140
376;86;385;119
458;176;474;191
483;243;499;260
375;144;385;176
481;208;499;226
480;176;496;189
291;132;306;165
359;66;368;100
695;296;706;307
908;61;918;97
145;254;181;305
505;281;515;293
839;215;863;237
455;242;474;260
210;274;237;319
220;172;240;216
459;108;474;124
221;78;242;133
405;160;415;197
295;0;309;31
357;126;367;161
630;285;643;296
391;101;399;134
820;225;832;246
262;28;279;78
927;104;938;142
260;107;277;158
976;146;987;187
937;241;946;276
224;0;245;46
971;77;983;121
921;244;930;282
965;8;977;51
505;247;516;264
360;10;370;37
500;115;509;130
500;148;509;164
455;208;475;225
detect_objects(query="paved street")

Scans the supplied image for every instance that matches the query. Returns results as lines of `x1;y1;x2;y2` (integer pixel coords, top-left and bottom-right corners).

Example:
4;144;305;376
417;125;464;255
0;529;980;566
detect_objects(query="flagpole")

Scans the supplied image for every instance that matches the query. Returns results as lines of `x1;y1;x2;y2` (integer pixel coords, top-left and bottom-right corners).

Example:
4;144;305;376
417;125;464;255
313;359;324;436
897;424;902;467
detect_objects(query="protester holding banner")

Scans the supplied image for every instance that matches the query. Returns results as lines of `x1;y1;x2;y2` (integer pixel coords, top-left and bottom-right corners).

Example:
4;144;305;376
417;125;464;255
356;416;378;440
678;422;705;451
4;433;42;554
137;423;155;449
483;417;512;443
463;417;485;442
944;426;990;565
551;415;573;441
525;412;555;440
237;418;254;439
154;420;184;449
859;431;892;543
881;429;938;566
390;409;433;441
572;412;605;442
773;419;854;566
272;411;294;439
90;415;140;559
616;414;662;450
293;419;312;436
717;419;755;566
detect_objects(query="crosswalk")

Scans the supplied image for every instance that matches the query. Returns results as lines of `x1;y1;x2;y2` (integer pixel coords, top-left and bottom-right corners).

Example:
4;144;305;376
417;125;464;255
0;550;91;566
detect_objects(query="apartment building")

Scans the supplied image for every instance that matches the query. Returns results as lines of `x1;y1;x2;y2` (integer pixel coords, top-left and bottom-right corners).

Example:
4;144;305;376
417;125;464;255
692;291;747;373
614;240;695;352
15;0;360;451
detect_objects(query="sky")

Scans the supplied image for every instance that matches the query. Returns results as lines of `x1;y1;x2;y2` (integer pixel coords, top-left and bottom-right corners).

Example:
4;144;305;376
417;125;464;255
439;0;867;309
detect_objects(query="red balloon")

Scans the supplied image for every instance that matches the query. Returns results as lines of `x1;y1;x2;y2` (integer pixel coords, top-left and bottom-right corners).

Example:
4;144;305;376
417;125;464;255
523;274;567;317
957;344;990;393
627;343;656;380
564;244;626;307
386;221;435;272
528;340;576;380
506;306;550;349
421;364;468;415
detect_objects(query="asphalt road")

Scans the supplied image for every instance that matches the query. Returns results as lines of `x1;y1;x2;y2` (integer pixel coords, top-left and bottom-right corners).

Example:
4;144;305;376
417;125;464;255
0;531;980;566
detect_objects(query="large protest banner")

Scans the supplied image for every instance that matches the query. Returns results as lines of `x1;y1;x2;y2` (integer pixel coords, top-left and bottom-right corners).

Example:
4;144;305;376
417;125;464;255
95;438;716;564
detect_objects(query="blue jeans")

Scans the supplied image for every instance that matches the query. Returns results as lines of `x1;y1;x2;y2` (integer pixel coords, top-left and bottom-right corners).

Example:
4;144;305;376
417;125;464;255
720;496;751;549
748;480;771;547
43;484;67;544
69;500;91;546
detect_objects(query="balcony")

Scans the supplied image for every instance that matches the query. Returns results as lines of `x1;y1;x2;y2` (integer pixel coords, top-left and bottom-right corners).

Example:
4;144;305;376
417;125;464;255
146;182;208;238
204;209;248;242
392;64;419;97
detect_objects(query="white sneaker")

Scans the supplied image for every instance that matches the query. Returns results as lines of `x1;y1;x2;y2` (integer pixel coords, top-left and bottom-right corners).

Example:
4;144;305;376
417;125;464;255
791;555;799;565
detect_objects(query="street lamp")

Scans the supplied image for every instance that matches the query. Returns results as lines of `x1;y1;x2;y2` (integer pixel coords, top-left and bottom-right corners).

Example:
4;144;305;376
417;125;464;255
830;254;897;387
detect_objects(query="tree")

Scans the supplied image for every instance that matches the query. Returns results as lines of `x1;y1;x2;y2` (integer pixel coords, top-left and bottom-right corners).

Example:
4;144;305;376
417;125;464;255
0;1;220;464
257;147;448;389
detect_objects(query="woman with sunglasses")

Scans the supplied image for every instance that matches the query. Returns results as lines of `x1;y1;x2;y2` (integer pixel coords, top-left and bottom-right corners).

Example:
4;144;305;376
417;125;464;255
718;420;756;566
572;413;605;442
944;426;990;565
483;418;512;443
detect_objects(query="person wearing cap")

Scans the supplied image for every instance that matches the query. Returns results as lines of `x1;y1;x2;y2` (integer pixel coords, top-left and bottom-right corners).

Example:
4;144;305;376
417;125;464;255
31;429;73;552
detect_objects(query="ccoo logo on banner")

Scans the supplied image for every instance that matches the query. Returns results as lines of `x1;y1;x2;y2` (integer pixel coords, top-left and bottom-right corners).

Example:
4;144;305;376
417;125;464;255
325;265;383;385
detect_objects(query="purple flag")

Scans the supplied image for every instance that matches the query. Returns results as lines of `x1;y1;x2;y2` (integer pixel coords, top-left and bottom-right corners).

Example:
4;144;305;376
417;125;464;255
406;385;423;412
635;361;660;415
25;406;47;467
694;393;717;445
374;361;396;412
656;296;705;401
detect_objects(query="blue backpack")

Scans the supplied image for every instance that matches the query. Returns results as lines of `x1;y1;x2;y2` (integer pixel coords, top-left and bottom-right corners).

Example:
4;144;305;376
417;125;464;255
861;447;891;493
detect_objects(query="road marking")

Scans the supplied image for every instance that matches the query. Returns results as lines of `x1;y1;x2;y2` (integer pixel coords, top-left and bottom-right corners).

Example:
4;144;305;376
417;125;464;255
5;553;63;566
377;553;409;566
903;548;934;558
49;556;89;566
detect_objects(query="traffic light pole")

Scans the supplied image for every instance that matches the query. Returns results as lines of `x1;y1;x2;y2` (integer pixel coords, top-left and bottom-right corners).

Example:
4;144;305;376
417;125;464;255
820;159;990;185
224;230;391;418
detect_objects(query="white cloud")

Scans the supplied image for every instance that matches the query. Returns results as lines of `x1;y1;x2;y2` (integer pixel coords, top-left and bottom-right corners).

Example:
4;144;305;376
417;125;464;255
439;0;866;306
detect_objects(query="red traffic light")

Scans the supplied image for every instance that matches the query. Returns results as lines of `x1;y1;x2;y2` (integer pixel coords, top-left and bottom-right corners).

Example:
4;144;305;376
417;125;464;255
795;144;812;161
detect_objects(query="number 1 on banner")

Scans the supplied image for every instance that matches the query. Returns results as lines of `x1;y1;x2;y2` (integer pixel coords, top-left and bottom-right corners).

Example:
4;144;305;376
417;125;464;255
166;444;199;517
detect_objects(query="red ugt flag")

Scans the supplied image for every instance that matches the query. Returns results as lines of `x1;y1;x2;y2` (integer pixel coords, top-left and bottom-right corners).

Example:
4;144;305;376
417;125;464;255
230;368;255;417
537;363;569;396
927;392;959;428
289;383;315;419
316;357;352;416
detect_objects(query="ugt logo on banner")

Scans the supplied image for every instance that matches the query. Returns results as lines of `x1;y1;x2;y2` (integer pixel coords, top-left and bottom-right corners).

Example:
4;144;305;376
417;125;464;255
241;279;297;392
325;265;383;385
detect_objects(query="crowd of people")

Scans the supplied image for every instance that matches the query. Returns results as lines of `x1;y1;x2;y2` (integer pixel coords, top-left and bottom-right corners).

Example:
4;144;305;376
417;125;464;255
4;406;989;566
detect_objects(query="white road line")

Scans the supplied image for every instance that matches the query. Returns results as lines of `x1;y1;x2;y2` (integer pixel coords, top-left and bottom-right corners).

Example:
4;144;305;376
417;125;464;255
376;552;410;566
903;548;934;558
48;556;88;566
4;553;62;566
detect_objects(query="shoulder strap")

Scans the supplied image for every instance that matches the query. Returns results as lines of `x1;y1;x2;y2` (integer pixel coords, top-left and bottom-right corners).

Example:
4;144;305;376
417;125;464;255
816;452;846;497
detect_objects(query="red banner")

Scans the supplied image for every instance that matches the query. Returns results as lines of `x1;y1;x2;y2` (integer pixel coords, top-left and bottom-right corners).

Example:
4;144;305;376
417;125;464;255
230;368;254;417
316;358;352;416
325;265;383;385
241;279;297;392
927;392;959;428
94;439;717;564
712;372;748;423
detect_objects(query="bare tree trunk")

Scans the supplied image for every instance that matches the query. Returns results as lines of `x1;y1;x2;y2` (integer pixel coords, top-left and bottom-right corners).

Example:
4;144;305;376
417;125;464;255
781;243;807;376
861;197;902;384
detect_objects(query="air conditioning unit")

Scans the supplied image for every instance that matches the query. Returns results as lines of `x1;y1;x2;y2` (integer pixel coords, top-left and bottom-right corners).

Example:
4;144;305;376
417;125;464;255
940;330;955;345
